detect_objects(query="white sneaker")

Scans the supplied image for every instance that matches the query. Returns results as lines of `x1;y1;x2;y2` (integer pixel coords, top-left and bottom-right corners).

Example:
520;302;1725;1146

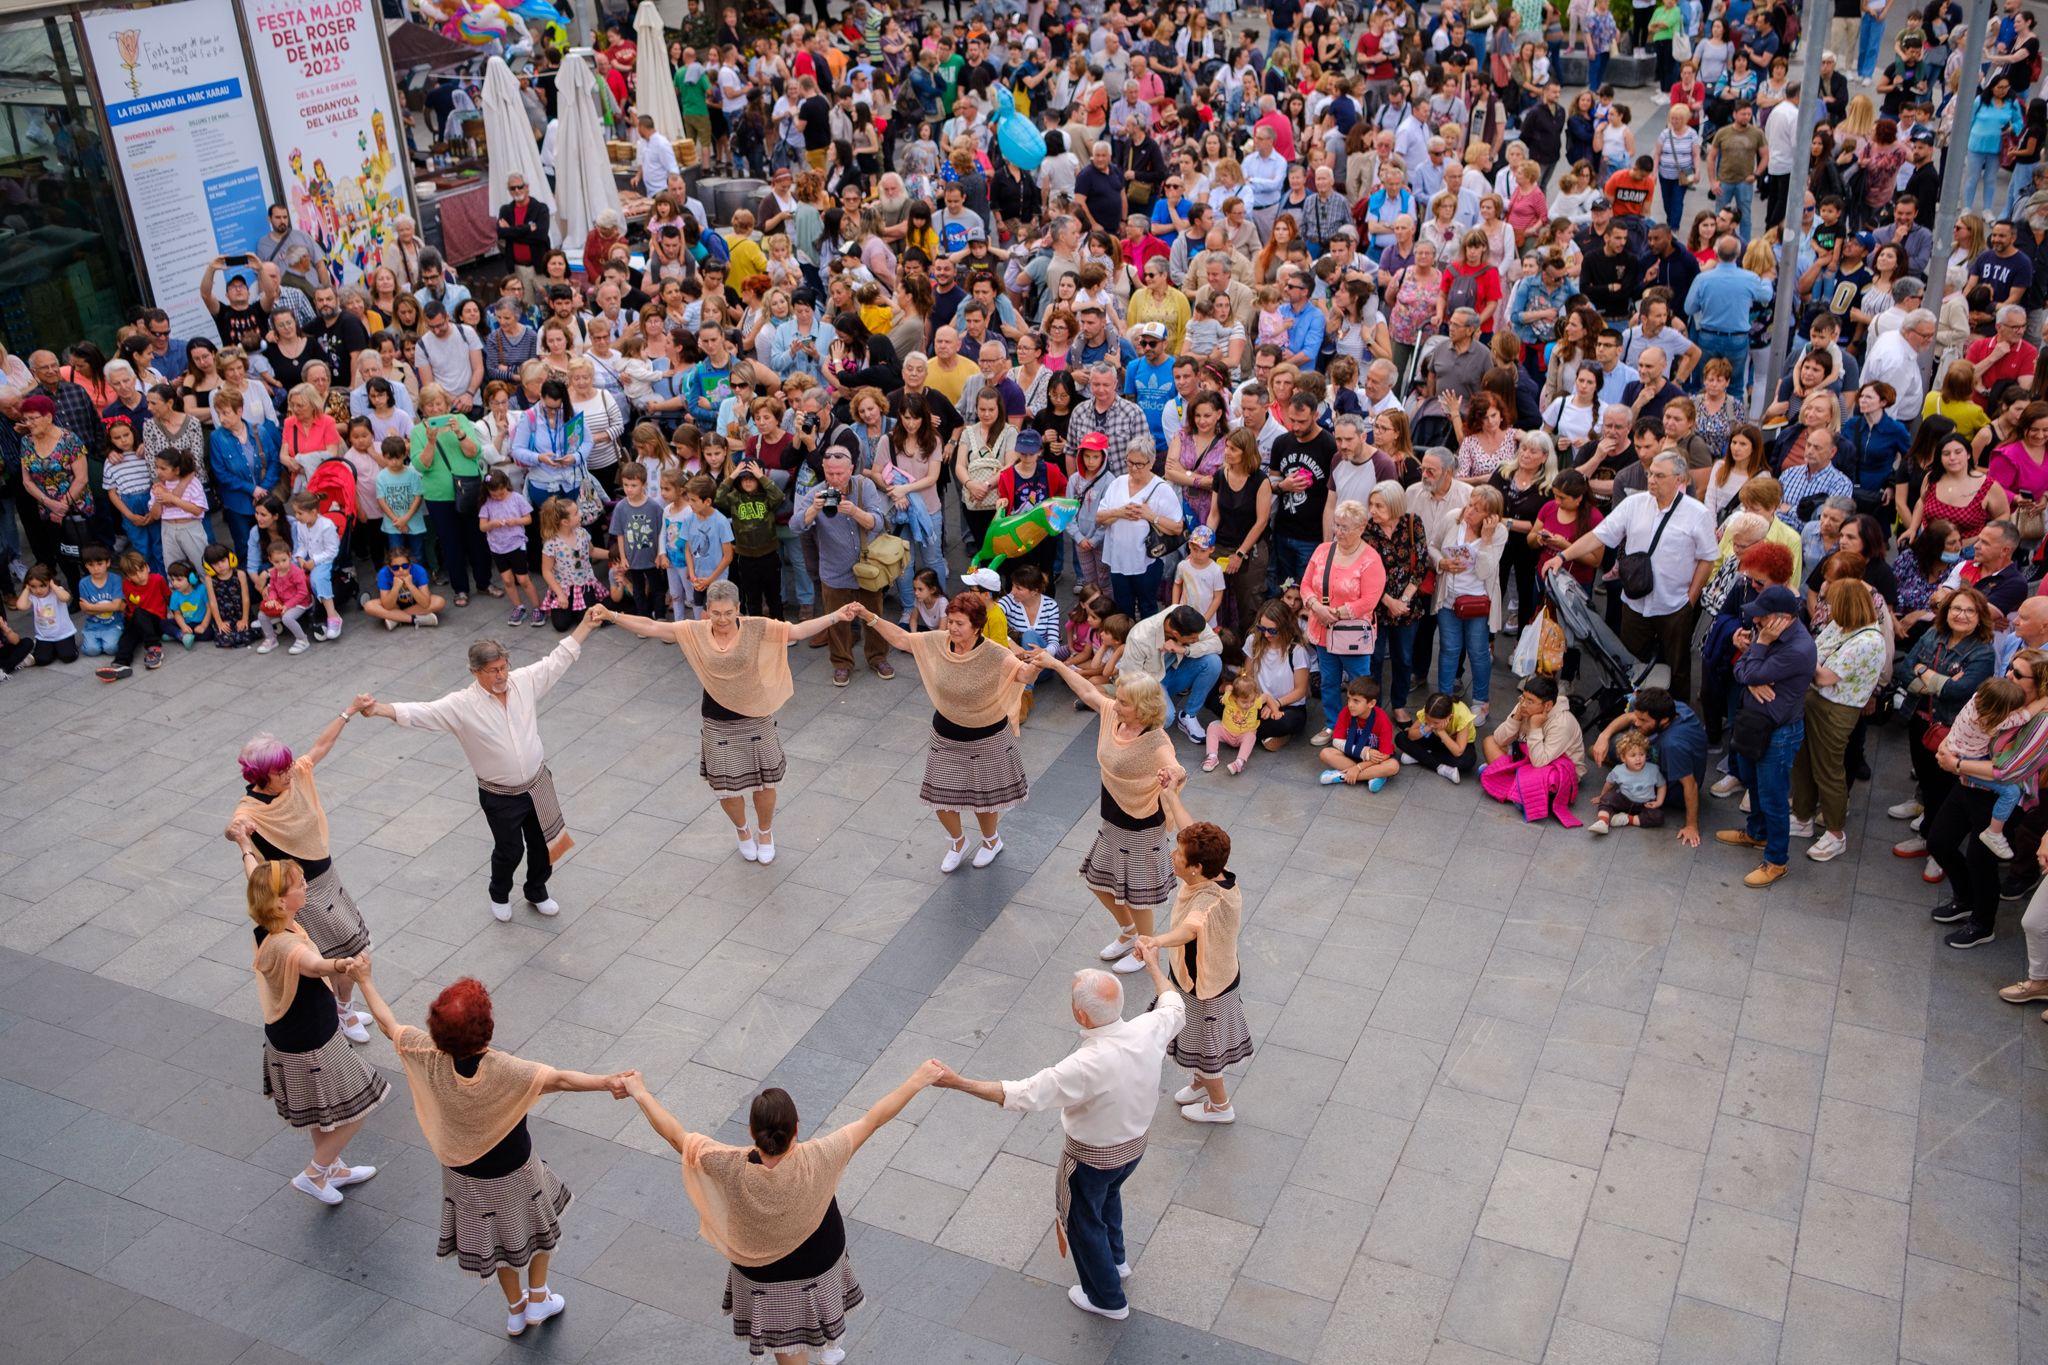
1788;816;1816;838
736;828;759;862
941;836;969;873
1180;1100;1235;1123
338;1009;371;1045
490;901;513;922
523;1289;565;1327
1111;951;1145;974
412;612;439;628
1739;792;1751;815
1710;775;1744;798
1893;836;1929;856
819;1349;847;1365
383;617;398;631
757;833;776;865
1177;714;1207;743
255;639;277;654
1116;1262;1133;1280
1173;1082;1205;1104
1437;764;1461;785
1910;812;1924;833
531;898;560;917
324;617;342;640
287;639;310;656
1099;932;1137;961
1590;816;1611;836
291;1170;344;1205
1067;1283;1130;1320
1924;857;1946;883
1807;831;1846;862
1311;728;1334;746
972;835;1003;868
1888;799;1923;820
1399;752;1418;766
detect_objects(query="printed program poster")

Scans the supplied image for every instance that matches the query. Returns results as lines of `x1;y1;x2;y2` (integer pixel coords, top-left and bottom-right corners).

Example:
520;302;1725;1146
84;0;276;341
241;0;411;285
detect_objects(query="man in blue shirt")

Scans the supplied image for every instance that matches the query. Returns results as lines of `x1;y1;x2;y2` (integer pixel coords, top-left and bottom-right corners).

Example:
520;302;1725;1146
1123;324;1179;447
1278;270;1327;370
1684;236;1775;398
1592;686;1710;847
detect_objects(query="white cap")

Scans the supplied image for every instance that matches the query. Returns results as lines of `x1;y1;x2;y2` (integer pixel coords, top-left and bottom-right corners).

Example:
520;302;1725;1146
960;567;1002;591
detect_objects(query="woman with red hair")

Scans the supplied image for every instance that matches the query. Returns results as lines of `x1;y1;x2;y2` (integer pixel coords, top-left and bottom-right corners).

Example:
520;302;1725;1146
345;962;632;1339
226;701;377;1043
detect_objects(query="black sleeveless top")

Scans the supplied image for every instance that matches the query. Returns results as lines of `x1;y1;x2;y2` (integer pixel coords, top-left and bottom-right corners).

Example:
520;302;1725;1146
446;1051;534;1179
254;926;338;1053
1213;468;1266;550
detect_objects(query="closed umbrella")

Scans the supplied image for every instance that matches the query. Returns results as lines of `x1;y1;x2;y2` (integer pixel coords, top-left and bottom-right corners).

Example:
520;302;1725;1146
633;1;684;144
481;56;558;247
555;49;622;267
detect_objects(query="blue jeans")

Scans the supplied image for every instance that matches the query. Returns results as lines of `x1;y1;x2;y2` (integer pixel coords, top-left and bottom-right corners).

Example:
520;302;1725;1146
1266;25;1294;54
1856;15;1886;78
778;526;814;607
895;522;944;617
1435;608;1494;704
1111;561;1164;621
1270;535;1319;595
118;490;161;574
1588;52;1610;91
1736;717;1804;867
1318;645;1374;728
1066;1156;1139;1311
1695;331;1752;399
1659;176;1688;230
1375;617;1419;712
1717;178;1754;242
1161;651;1223;725
1964;149;2003;216
222;508;255;569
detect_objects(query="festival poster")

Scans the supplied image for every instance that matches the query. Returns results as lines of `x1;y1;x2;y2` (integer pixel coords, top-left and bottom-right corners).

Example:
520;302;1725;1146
240;0;411;285
83;1;275;341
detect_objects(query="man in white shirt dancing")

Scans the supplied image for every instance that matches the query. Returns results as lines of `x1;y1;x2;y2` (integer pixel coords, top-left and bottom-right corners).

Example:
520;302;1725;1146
932;946;1184;1321
357;619;599;922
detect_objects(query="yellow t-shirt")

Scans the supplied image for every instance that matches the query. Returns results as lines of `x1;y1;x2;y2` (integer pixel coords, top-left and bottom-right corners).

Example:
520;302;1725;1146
1923;393;1989;441
925;354;978;406
859;303;895;336
724;235;769;287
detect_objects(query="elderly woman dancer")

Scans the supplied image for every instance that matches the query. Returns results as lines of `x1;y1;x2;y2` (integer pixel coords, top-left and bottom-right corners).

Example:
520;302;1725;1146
1031;649;1189;974
345;961;628;1338
592;588;860;863
856;593;1036;871
619;1062;943;1364
225;704;377;1042
245;858;386;1204
1138;821;1250;1125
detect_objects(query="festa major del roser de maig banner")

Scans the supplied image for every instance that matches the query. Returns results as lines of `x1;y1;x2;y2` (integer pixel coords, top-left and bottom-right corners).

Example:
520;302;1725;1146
241;0;412;286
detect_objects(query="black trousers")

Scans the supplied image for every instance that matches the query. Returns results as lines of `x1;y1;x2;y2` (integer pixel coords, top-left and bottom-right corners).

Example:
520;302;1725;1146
1926;784;2000;935
621;566;663;616
732;551;782;619
1619;602;1697;707
1394;727;1479;771
478;786;550;904
113;611;163;665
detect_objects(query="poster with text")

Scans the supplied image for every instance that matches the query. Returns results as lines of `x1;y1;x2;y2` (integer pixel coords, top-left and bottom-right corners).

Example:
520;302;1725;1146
241;0;410;286
83;0;275;342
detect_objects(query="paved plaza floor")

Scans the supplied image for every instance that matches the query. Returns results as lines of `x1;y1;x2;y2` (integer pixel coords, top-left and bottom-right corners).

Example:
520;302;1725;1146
0;607;2040;1365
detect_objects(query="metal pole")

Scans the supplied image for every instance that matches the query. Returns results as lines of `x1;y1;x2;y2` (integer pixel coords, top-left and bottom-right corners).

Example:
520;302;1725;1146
1928;0;1996;286
1759;0;1832;410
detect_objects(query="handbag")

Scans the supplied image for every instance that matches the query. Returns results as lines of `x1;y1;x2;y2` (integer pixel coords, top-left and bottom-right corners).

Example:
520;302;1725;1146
852;517;911;592
1321;549;1378;655
1453;593;1493;620
453;474;484;517
1615;494;1681;601
576;472;607;528
2002;128;2021;171
1729;706;1775;759
1143;481;1189;560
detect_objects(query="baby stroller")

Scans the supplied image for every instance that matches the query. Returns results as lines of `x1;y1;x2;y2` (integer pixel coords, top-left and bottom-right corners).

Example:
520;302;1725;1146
1539;562;1655;734
304;459;363;613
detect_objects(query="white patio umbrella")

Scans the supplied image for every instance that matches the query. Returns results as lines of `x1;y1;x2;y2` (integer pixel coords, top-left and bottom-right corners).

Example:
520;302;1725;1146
633;1;684;144
481;56;558;246
554;49;622;266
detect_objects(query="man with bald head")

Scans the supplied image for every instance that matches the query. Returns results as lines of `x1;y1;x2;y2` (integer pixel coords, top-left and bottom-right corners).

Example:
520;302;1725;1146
959;339;1027;426
931;944;1184;1323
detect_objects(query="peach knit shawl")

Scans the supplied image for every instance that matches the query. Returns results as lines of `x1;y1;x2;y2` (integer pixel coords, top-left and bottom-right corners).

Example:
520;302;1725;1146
676;617;794;717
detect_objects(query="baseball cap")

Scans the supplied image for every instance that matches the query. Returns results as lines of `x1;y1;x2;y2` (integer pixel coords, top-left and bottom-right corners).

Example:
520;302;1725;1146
1079;431;1111;451
1014;428;1044;455
960;566;1002;591
1590;196;1613;211
1133;321;1168;342
1909;127;1937;145
1742;585;1801;622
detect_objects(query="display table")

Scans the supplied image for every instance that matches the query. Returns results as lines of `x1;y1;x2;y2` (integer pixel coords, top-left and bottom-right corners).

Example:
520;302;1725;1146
419;177;497;268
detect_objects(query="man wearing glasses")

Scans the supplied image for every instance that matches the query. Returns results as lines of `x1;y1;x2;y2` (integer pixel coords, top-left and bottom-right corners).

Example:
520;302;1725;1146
495;175;551;303
1276;268;1326;371
1860;307;1937;422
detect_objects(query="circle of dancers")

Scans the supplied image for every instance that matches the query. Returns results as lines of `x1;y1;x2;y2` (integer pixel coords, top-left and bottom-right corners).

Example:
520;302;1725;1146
228;589;1254;1359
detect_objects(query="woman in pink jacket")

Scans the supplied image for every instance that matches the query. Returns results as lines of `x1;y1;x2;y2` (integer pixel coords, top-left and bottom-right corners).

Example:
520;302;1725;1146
1303;499;1388;746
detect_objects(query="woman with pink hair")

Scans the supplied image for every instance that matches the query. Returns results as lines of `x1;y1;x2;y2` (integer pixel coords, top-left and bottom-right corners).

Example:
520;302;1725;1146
224;699;377;1043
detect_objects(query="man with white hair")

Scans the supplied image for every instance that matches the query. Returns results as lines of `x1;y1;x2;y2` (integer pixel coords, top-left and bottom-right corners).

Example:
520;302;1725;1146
355;620;601;923
932;946;1184;1322
1862;307;1936;421
1966;305;2040;403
